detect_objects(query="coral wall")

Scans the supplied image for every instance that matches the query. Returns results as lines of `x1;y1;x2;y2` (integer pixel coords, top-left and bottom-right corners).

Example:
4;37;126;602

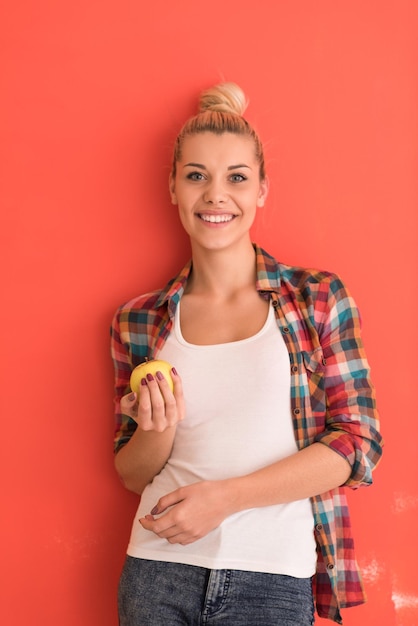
1;1;417;624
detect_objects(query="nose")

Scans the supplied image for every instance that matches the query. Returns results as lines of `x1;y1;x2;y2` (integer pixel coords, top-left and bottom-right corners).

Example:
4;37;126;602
203;179;227;204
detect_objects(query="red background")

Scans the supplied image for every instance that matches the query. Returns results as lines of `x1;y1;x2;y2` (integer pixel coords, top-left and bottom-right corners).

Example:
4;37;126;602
1;1;417;624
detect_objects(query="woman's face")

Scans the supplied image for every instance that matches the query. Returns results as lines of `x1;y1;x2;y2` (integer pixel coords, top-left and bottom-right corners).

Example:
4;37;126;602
169;132;268;253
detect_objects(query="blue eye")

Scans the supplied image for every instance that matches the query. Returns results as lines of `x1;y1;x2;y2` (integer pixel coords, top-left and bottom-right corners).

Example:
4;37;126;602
187;171;205;181
230;173;247;183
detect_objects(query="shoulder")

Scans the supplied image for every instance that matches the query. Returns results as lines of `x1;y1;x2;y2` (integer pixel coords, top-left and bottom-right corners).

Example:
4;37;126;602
115;289;166;318
277;260;361;336
279;261;338;287
113;258;192;325
111;288;170;342
278;261;349;302
259;246;346;295
258;248;355;324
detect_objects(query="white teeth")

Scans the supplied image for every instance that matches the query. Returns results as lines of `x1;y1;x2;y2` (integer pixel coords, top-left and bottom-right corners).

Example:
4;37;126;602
200;214;234;223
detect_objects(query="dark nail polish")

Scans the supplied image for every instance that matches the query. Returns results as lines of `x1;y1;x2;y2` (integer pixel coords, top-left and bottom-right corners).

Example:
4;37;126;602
146;373;154;382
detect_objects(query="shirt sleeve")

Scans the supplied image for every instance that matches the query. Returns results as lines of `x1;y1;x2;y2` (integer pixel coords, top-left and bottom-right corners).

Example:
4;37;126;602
313;275;383;488
110;306;138;453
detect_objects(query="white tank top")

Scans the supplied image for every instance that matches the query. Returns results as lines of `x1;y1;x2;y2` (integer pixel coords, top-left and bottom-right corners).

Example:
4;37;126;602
127;303;317;577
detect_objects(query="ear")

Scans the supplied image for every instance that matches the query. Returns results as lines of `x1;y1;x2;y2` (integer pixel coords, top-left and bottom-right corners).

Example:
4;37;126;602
256;176;269;207
169;173;177;205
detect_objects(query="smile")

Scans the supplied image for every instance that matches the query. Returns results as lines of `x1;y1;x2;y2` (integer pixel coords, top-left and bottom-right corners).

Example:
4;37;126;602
198;214;236;223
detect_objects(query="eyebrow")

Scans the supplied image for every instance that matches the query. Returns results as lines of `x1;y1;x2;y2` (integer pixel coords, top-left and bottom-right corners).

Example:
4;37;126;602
183;162;251;170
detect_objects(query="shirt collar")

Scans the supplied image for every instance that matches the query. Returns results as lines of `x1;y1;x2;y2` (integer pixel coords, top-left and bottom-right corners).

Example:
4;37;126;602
254;243;281;293
154;243;282;311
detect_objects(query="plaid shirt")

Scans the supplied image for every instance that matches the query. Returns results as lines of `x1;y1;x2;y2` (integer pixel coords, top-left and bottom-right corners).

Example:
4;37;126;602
110;245;383;624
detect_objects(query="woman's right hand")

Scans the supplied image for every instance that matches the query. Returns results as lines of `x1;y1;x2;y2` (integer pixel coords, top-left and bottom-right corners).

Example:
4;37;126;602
120;367;185;433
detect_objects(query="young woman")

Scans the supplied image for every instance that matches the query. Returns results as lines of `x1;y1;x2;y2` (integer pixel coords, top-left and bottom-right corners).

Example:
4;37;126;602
111;83;383;625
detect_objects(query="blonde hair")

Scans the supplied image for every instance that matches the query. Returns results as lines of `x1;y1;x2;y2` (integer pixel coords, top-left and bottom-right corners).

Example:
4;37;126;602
172;82;265;180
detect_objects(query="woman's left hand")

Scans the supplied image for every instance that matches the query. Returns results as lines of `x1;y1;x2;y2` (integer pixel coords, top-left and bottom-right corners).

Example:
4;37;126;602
139;480;235;545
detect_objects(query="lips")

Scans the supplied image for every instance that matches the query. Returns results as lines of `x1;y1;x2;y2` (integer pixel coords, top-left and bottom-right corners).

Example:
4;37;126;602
198;213;236;223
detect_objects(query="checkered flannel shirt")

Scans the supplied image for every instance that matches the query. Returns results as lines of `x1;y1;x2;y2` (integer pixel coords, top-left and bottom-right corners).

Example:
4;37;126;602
110;244;383;624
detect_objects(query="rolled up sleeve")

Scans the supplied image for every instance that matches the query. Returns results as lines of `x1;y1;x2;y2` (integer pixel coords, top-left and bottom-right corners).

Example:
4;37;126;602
313;276;383;488
110;307;137;453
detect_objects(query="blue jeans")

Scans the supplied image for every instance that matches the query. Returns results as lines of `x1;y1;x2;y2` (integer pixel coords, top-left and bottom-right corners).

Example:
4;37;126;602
118;556;315;625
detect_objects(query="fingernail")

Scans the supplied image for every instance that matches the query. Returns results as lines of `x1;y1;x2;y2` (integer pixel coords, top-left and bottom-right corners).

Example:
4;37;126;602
141;378;147;386
171;367;178;376
146;373;154;382
128;392;136;401
156;370;164;381
151;506;159;515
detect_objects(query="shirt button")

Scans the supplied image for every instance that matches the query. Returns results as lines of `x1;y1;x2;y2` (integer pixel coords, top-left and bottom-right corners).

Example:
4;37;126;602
322;357;327;365
326;563;335;570
282;327;290;333
293;408;301;415
315;524;323;532
291;365;298;373
272;299;279;307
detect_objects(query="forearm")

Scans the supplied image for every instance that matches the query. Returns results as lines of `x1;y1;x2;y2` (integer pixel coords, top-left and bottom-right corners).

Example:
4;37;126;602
114;368;185;495
225;442;351;513
114;425;177;494
140;443;352;545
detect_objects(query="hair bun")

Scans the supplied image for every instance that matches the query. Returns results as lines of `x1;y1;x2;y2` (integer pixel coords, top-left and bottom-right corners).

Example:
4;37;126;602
199;82;248;116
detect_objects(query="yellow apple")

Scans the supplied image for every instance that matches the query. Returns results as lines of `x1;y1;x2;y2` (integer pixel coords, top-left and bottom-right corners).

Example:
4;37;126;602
129;359;174;395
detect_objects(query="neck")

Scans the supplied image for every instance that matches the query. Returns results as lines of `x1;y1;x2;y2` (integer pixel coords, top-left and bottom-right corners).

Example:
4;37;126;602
186;239;257;296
